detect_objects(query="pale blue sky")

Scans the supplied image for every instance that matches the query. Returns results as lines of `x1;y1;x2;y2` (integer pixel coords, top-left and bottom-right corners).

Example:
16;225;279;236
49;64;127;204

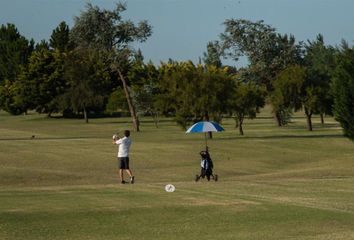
1;0;354;67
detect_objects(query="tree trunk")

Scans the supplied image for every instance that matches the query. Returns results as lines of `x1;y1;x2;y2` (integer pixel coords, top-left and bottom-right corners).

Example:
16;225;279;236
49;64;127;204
83;107;88;123
320;113;324;125
274;110;282;127
234;117;239;128
238;116;244;135
305;108;313;131
117;69;140;132
152;111;159;128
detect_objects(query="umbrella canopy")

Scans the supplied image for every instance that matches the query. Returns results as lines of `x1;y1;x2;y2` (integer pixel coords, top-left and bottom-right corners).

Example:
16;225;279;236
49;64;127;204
186;121;224;133
186;121;224;150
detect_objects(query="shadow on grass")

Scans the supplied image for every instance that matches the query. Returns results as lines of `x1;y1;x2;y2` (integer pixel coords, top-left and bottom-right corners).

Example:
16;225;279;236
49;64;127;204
219;133;344;141
0;136;104;141
283;123;340;130
99;118;175;125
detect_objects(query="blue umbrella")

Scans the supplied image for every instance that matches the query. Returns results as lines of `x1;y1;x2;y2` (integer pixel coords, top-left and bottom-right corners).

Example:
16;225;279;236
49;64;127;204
186;121;224;150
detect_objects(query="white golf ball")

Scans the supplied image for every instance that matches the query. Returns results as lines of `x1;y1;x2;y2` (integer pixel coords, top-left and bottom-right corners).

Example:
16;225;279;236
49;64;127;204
165;184;175;192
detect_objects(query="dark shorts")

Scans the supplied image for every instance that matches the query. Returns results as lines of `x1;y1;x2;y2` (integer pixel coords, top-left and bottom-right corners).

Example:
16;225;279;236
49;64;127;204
200;168;212;177
118;157;130;169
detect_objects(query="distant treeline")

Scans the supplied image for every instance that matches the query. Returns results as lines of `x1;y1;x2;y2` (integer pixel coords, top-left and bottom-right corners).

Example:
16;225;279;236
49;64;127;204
1;2;354;139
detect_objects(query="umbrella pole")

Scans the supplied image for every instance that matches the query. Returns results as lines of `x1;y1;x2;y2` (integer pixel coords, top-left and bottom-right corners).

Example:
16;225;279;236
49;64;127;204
205;132;208;151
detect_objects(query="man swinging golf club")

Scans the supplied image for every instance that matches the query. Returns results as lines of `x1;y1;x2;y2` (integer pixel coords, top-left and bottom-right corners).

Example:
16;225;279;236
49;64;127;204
113;130;134;184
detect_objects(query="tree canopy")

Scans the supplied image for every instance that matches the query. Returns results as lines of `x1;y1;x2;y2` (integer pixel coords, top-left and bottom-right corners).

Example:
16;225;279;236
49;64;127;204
332;46;354;140
1;6;354;138
70;2;152;129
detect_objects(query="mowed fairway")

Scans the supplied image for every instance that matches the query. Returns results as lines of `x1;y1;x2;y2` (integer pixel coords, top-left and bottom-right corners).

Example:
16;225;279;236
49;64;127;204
1;110;354;240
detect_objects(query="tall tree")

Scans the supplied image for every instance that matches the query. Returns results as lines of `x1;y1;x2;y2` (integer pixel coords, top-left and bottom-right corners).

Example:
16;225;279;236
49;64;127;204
272;65;325;131
203;41;222;67
157;61;233;130
13;48;67;115
271;66;304;124
304;34;336;124
50;21;71;51
0;23;33;83
332;46;354;140
35;39;50;51
70;2;152;131
219;19;302;126
230;80;265;135
62;49;111;123
0;23;33;114
128;61;161;127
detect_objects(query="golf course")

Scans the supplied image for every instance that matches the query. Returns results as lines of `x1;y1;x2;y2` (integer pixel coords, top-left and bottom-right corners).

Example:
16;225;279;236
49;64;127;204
1;109;354;240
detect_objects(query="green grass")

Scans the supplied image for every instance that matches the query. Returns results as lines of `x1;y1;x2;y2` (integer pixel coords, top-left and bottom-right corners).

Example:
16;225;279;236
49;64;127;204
1;110;354;239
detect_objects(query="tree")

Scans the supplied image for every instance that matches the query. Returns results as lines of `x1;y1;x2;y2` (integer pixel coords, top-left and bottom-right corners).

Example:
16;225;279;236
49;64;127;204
272;65;325;131
157;61;197;129
157;61;233;130
70;2;152;131
271;66;303;125
106;87;128;114
0;23;33;114
50;21;71;51
271;36;337;131
0;23;33;82
35;39;50;51
219;19;302;126
203;41;222;68
230;77;266;135
13;48;67;115
197;65;234;123
0;79;27;114
62;49;111;123
304;34;336;124
128;61;161;127
332;46;354;140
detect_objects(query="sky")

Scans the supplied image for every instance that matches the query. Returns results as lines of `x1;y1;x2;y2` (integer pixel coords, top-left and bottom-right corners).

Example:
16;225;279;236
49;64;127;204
1;0;354;67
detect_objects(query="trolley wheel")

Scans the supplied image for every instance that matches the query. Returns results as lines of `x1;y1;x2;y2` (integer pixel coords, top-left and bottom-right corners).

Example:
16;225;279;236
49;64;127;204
195;175;200;182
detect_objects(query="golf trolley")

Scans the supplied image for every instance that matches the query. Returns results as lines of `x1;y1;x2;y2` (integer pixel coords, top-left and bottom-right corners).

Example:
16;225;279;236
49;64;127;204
195;150;218;182
186;121;224;183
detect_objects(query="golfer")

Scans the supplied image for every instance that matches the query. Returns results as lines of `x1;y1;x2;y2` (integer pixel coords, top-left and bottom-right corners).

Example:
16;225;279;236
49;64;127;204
113;130;134;184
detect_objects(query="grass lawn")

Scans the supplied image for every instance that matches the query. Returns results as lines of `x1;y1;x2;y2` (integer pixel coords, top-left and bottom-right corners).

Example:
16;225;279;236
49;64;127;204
1;110;354;240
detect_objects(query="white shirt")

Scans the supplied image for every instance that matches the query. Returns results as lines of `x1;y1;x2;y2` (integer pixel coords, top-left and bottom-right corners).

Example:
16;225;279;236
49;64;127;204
115;136;131;157
201;159;208;169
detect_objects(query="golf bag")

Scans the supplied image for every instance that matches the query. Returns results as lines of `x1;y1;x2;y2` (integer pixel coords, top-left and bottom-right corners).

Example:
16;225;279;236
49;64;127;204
195;150;218;182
